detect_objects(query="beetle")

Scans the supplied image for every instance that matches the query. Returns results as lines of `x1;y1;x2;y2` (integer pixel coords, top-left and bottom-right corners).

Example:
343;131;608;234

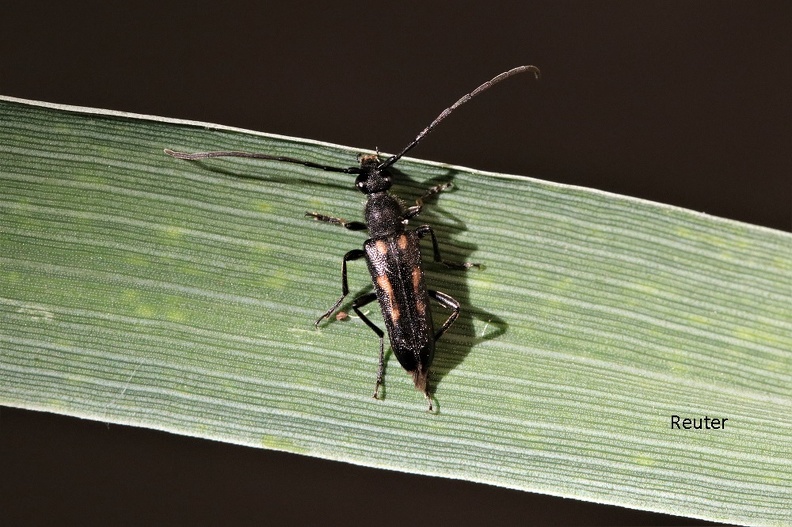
165;65;540;410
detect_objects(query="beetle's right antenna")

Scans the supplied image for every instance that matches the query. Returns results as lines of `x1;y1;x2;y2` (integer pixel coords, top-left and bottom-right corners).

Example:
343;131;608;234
377;65;540;171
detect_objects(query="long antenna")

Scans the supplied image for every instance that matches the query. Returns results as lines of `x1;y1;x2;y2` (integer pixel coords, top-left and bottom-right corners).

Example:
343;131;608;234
163;149;361;174
378;65;540;170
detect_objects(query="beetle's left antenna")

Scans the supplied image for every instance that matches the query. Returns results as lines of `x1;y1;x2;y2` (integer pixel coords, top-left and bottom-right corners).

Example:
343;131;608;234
164;149;361;174
378;65;540;171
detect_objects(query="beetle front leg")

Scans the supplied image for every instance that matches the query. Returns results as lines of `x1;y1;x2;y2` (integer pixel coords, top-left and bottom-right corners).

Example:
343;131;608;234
315;249;366;326
404;182;453;220
350;292;386;399
415;225;480;270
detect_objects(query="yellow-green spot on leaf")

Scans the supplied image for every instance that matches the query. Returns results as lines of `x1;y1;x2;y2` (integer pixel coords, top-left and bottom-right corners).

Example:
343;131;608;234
634;282;659;296
261;269;289;290
165;309;187;323
163;225;184;238
135;305;156;318
554;276;576;292
733;327;760;344
47;397;67;410
772;255;792;272
121;290;140;303
668;362;689;375
180;265;203;277
74;170;99;184
125;254;150;268
634;454;659;467
688;314;711;327
469;276;494;290
256;201;273;213
675;226;694;239
306;198;324;210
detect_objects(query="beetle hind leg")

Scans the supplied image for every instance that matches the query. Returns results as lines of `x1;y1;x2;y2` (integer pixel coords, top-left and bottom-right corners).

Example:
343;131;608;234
351;292;386;399
428;290;461;341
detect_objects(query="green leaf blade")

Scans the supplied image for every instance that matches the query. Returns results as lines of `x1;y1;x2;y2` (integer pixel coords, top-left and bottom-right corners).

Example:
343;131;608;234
1;97;790;526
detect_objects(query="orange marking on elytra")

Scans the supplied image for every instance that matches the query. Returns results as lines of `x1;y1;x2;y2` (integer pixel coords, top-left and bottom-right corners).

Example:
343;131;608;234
375;240;388;255
397;234;408;250
413;267;425;315
377;275;400;321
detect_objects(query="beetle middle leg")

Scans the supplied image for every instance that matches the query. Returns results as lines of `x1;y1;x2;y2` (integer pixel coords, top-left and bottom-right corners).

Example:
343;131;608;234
306;212;367;231
415;225;479;270
315;249;366;326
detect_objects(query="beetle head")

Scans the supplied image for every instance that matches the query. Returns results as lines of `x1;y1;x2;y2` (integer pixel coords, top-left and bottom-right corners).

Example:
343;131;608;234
355;153;392;194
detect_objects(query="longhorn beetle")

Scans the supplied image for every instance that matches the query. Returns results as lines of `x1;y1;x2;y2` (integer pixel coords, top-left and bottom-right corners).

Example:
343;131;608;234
165;65;540;410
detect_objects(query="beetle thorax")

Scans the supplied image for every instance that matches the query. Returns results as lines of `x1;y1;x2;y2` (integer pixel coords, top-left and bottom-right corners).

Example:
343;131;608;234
365;193;405;238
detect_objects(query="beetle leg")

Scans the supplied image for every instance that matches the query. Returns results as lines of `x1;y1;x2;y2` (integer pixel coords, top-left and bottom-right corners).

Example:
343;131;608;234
315;249;366;327
306;212;367;231
404;182;453;220
415;225;479;269
350;292;386;399
428;290;461;341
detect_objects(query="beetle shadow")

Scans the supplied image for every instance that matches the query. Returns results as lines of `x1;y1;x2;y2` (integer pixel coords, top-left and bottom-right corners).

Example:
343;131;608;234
166;156;352;192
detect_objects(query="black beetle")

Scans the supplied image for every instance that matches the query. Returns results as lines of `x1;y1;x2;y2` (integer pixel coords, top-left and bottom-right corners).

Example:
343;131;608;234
166;65;540;410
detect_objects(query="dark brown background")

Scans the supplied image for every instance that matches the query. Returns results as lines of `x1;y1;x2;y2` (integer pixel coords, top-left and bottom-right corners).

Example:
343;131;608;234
1;1;788;525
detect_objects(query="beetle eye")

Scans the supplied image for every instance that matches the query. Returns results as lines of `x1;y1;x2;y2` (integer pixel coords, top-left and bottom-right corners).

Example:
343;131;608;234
355;174;368;192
